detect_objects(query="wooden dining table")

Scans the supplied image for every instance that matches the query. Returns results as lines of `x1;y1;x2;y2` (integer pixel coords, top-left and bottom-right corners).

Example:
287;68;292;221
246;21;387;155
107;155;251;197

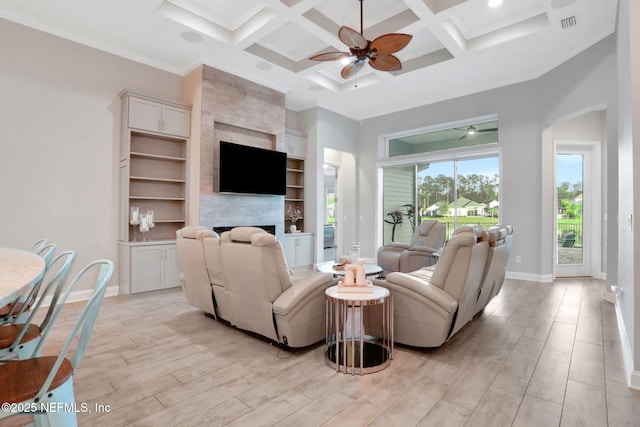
0;247;46;307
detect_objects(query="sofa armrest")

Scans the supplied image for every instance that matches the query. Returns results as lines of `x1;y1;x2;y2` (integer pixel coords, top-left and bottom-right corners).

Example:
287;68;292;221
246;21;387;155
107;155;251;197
377;243;407;257
388;242;409;250
384;272;458;313
407;245;439;254
273;272;336;316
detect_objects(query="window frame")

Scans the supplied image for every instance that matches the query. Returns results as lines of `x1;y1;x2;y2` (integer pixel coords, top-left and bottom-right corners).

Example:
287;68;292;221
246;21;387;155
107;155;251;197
376;118;502;249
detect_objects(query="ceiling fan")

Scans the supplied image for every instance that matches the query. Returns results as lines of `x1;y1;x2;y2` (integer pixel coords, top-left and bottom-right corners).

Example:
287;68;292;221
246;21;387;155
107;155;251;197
308;0;412;79
456;125;498;139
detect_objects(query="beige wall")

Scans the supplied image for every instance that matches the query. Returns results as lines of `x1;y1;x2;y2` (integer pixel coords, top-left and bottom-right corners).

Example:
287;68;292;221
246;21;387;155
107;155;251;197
0;19;184;291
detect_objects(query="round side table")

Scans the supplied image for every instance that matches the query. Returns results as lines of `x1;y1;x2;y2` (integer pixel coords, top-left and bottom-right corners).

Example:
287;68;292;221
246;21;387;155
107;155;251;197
324;285;393;375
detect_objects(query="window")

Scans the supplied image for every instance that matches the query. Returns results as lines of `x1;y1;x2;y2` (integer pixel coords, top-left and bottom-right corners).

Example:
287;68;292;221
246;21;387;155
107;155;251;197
388;120;498;158
381;120;500;244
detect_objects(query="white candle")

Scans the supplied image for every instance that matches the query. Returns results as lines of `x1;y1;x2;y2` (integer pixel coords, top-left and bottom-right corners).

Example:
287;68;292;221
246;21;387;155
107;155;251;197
140;216;149;232
130;207;139;225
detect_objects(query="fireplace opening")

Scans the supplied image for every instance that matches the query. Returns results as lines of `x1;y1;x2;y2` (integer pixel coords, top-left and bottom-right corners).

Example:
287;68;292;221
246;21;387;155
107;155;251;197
213;225;276;235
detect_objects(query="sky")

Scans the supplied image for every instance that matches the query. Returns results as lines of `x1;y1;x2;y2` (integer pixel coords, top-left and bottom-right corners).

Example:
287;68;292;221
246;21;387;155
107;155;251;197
556;154;583;185
416;155;582;186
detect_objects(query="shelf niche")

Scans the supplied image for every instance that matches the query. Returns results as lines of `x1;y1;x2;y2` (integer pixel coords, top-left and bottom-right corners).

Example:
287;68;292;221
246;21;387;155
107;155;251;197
120;90;191;243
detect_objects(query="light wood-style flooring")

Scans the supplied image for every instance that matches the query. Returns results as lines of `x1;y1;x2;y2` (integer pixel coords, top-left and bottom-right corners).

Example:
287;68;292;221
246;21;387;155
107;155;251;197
14;278;640;426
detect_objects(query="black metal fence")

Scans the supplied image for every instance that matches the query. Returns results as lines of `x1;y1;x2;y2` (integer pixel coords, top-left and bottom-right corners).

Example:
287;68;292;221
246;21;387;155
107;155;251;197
557;223;583;247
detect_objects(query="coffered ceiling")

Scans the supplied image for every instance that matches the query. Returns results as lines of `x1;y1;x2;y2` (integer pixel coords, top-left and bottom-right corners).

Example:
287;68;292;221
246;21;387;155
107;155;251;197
0;0;617;120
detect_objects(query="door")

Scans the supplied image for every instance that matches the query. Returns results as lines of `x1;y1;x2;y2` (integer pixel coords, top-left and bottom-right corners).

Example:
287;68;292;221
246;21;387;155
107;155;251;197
161;105;190;137
555;144;599;277
131;245;164;293
324;164;338;261
129;96;161;133
163;244;181;288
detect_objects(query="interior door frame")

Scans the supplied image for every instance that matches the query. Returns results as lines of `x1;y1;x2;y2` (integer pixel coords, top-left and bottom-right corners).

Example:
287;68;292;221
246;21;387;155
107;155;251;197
323;163;339;261
554;140;602;278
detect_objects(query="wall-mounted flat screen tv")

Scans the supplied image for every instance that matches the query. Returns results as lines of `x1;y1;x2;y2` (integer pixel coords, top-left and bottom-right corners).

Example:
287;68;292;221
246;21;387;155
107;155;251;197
219;141;286;196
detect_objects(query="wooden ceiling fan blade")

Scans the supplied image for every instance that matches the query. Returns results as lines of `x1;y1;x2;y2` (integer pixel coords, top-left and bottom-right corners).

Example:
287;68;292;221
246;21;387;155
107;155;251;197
341;60;365;79
478;128;499;132
339;26;368;50
369;53;402;72
370;33;412;54
309;52;352;61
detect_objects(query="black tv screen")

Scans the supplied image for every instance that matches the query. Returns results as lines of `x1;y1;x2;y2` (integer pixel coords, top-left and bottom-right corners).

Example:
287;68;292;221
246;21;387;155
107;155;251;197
219;141;286;196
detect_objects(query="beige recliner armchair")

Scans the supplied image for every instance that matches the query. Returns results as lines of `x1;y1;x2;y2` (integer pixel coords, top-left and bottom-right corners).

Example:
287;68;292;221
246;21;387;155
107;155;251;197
219;227;337;347
371;226;489;347
176;226;219;316
377;220;446;276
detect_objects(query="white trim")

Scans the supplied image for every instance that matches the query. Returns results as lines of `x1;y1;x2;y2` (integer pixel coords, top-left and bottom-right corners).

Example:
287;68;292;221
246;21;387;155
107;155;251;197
505;271;553;283
40;285;120;307
613;299;640;390
630;371;640;391
553;141;602;278
594;271;607;281
381;114;498;143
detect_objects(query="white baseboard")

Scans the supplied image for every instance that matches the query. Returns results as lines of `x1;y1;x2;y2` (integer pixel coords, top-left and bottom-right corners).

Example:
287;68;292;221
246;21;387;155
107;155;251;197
505;271;553;283
613;296;640;390
630;371;640;390
40;285;120;307
506;271;607;283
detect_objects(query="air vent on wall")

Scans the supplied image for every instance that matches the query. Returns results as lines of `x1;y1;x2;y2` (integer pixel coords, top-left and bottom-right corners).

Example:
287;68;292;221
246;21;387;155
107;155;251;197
561;16;577;29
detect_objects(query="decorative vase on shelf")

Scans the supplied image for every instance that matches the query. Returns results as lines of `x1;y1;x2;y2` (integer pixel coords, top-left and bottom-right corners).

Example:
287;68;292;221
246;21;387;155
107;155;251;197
289;224;297;233
129;206;140;241
139;213;149;241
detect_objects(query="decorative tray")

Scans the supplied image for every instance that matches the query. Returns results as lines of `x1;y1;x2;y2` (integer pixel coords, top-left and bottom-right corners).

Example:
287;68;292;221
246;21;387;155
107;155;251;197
337;280;373;293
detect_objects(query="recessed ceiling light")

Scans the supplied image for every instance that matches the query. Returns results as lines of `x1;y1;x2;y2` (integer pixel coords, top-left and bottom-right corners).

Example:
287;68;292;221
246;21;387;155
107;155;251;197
181;31;203;43
488;0;503;7
256;62;272;71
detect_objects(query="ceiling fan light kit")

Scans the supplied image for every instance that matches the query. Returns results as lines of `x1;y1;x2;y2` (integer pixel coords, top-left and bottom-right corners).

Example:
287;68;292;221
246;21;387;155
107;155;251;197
309;0;412;79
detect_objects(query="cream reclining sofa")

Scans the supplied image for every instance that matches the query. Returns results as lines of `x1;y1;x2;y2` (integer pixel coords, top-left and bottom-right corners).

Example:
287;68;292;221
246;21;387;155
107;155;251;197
474;225;514;316
371;226;489;347
370;224;513;348
176;226;337;348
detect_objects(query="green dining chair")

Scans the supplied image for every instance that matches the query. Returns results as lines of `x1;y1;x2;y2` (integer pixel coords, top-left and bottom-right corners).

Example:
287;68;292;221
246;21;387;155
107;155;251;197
0;244;56;325
0;251;76;360
0;259;114;427
27;238;48;253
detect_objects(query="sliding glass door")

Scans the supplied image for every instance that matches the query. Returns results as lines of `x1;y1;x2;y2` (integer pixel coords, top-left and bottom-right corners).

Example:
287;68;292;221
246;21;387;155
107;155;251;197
382;156;499;243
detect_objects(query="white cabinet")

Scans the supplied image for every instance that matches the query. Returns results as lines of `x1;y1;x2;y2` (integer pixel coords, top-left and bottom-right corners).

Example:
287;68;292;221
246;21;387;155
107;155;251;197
127;95;191;138
283;129;307;159
119;242;181;295
277;130;306;159
119;90;191;243
281;233;314;269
